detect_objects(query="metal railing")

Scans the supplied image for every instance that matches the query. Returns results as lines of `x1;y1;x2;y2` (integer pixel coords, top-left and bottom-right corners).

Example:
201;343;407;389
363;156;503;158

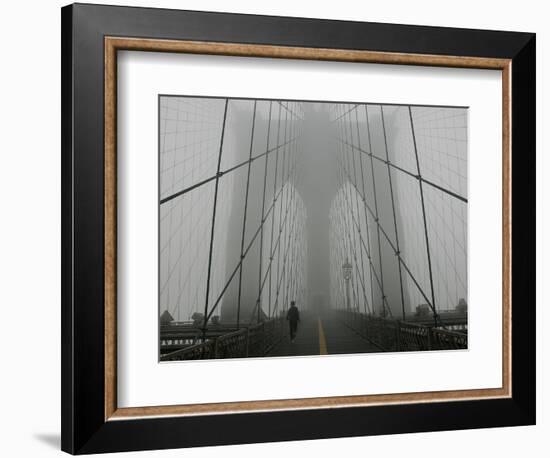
340;310;467;352
161;317;285;361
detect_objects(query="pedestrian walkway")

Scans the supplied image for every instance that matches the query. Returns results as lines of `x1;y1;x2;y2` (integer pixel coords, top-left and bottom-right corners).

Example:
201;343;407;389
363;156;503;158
268;310;379;357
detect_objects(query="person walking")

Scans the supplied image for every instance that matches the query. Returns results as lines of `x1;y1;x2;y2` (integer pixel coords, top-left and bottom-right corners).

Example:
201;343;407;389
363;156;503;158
286;301;300;342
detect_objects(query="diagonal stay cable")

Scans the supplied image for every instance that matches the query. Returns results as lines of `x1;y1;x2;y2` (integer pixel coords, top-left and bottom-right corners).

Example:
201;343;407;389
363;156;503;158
336;137;467;204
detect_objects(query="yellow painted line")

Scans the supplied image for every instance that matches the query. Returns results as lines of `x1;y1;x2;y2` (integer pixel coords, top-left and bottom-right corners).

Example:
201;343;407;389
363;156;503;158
318;317;328;355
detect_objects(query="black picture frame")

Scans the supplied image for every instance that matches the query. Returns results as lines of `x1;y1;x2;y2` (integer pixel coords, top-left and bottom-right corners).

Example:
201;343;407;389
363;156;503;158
61;3;535;454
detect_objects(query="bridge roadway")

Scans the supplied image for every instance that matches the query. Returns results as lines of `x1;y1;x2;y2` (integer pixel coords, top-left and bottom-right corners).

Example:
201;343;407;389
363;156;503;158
268;311;380;357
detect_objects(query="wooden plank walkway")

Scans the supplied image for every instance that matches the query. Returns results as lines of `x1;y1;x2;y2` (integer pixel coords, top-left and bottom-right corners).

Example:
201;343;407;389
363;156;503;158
268;310;380;357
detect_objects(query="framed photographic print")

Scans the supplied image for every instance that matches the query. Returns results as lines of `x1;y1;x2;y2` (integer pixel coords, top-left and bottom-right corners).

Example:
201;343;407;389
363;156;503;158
61;3;536;454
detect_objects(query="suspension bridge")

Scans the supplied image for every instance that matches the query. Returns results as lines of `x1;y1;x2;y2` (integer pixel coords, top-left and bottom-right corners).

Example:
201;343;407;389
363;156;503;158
158;97;468;361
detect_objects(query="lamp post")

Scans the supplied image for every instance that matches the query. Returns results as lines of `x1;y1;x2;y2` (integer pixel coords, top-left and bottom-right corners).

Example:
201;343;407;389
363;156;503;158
342;259;352;312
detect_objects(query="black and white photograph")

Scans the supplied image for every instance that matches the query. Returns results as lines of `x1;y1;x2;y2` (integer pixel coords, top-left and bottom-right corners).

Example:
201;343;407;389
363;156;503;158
159;96;468;361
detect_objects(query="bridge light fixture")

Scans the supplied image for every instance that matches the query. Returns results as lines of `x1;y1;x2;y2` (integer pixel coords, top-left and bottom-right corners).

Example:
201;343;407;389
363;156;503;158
343;259;352;280
343;259;353;311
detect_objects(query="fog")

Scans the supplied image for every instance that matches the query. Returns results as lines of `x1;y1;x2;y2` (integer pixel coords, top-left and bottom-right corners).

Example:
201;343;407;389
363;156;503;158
159;97;467;323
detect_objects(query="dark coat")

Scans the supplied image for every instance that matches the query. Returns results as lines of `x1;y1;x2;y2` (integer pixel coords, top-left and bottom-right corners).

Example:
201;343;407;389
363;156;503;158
286;305;300;322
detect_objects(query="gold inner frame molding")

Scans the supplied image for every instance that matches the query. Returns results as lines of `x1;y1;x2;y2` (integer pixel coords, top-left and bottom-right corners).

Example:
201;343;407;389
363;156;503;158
104;36;512;421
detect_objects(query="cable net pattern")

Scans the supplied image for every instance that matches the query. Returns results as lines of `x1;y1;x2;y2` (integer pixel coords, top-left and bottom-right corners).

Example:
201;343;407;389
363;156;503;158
160;97;307;325
329;104;467;319
159;97;467;328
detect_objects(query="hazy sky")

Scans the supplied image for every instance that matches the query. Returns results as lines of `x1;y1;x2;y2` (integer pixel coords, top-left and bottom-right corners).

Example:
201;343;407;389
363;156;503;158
159;97;467;322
